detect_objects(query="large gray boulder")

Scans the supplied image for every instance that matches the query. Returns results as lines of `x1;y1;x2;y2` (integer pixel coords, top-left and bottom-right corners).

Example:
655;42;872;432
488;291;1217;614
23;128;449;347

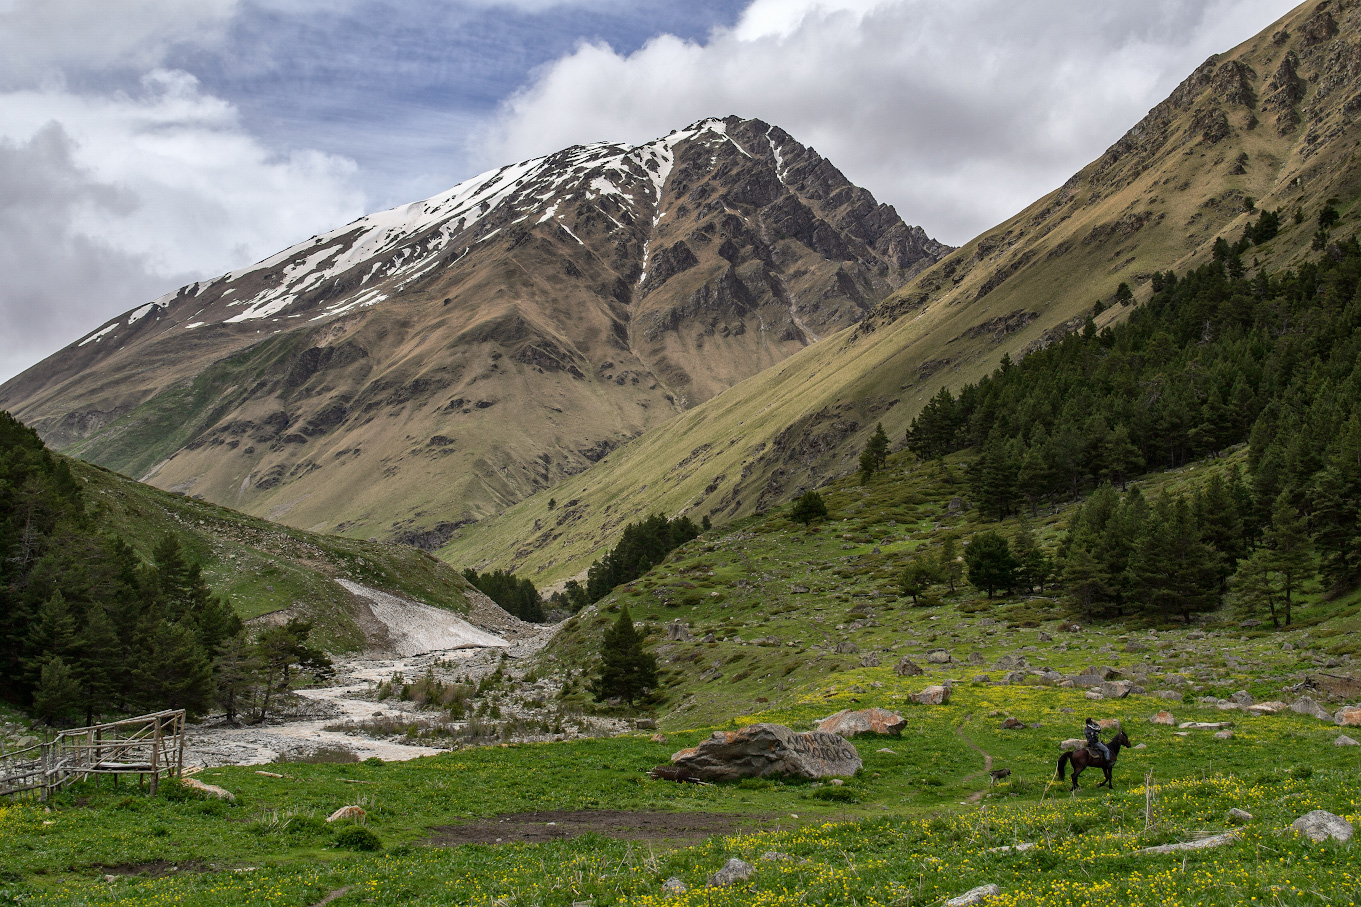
666;620;693;642
707;858;755;887
670;723;862;781
1292;810;1354;843
1291;697;1333;721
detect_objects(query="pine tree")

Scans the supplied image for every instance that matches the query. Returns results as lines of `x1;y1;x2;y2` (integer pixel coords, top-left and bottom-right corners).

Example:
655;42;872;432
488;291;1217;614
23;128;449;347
1012;525;1051;594
73;603;123;725
1263;491;1315;626
859;423;890;483
138;621;215;717
212;632;261;724
899;556;940;606
592;605;657;707
1230;547;1282;627
790;491;829;525
936;535;963;593
33;655;81;726
1062;534;1112;618
964;530;1017;599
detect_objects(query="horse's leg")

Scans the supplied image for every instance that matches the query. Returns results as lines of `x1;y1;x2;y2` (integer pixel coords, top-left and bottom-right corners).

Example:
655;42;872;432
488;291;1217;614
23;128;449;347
1070;763;1081;791
1103;766;1113;789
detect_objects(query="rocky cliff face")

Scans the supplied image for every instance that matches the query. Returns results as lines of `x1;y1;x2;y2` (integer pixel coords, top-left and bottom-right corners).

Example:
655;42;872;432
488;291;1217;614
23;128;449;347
0;116;948;542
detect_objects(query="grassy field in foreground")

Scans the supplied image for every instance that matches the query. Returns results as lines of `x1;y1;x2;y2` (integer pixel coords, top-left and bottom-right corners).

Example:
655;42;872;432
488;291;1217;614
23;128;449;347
1;675;1358;906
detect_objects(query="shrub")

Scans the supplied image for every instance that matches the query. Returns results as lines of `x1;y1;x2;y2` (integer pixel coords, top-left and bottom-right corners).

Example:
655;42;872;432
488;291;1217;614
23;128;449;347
335;826;383;851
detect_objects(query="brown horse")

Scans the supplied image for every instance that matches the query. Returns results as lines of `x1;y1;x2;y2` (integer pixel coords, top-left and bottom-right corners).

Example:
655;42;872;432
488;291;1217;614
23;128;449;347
1056;731;1132;791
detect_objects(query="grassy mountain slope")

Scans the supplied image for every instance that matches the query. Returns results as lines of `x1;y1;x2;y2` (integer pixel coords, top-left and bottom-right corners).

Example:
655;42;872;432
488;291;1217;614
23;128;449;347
442;0;1361;583
65;454;491;651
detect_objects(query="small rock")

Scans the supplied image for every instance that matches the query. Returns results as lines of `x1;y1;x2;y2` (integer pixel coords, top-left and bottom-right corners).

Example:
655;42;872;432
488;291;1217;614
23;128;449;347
945;883;1000;906
1154;690;1183;701
662;877;687;895
635;718;658;731
877;748;896;754
1335;735;1359;747
1038;632;1053;642
835;640;860;655
180;778;234;801
1214;730;1234;739
707;858;755;887
1151;711;1175;725
327;806;366;823
986;842;1034;853
1001;717;1025;730
650;733;668;744
1098;680;1133;699
1133;743;1147;749
1084;691;1105;700
1137;830;1239;854
1059;738;1085;752
759;852;793;862
926;650;952;664
1292;810;1354;843
1227;808;1254;824
894;657;925;676
1230;690;1254;706
860;652;881;668
1178;721;1231;730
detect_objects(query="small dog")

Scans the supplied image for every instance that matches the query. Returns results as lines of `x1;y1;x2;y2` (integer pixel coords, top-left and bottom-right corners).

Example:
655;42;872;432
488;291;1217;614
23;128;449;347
988;768;1012;784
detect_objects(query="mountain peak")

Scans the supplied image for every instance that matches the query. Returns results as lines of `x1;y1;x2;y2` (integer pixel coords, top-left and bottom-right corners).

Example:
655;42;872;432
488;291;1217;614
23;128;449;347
1;116;949;543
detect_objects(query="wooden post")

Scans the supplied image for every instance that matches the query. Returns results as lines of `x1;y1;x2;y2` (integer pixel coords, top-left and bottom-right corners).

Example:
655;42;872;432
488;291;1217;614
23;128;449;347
149;717;161;796
175;713;184;778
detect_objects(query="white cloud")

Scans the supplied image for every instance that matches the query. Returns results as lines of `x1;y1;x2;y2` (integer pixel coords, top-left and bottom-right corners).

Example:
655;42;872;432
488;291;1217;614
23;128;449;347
0;3;366;382
0;75;364;381
484;0;1302;245
0;0;239;83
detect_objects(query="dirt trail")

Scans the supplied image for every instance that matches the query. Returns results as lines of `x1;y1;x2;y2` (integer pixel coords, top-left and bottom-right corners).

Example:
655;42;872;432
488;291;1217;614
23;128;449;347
956;725;994;804
186;580;557;767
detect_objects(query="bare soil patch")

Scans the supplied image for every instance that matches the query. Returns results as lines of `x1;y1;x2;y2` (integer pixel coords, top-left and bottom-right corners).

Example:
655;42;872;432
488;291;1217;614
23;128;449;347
96;860;212;878
428;809;774;845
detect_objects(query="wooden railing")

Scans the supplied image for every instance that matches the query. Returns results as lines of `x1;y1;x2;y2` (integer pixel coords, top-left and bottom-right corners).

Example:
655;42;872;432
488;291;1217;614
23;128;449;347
0;710;186;800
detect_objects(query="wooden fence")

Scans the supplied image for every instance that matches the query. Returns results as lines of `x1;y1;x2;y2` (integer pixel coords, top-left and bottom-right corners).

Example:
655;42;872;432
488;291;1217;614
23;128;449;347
0;710;186;800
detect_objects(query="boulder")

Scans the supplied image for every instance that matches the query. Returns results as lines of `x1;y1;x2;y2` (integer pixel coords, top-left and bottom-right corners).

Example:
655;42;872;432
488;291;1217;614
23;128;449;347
662;878;687;895
1098;680;1133;699
1060;738;1085;752
180;777;234;801
665;620;693;642
1291;697;1333;721
1227;808;1254;824
1230;690;1254;706
858;652;881;668
1003;671;1028;684
1335;706;1361;727
1084;691;1105;701
816;708;907;738
1151;711;1175;725
966;651;985;665
1038;632;1053;643
911;685;951;705
894;657;925;676
1095;718;1122;731
327;806;367;823
1178;721;1232;730
1291;810;1354;843
945;884;1000;906
1000;717;1025;730
926;650;952;664
707;858;755;887
1154;690;1183;701
1070;674;1105;689
1335;735;1359;747
1214;730;1234;739
670;723;862;782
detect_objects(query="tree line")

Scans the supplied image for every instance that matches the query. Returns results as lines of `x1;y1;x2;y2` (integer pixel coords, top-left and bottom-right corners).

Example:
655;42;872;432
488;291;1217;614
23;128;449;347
0;413;329;726
904;230;1361;608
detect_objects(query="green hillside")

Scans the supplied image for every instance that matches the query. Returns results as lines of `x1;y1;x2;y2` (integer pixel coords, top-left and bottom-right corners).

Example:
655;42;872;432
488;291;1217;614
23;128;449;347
442;0;1361;585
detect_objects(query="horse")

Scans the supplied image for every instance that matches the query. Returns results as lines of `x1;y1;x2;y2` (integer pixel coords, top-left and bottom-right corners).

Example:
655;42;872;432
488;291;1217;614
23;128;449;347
1056;730;1132;791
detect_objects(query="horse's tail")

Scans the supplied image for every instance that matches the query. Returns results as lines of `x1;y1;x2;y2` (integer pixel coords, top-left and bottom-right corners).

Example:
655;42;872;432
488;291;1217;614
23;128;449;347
1056;751;1071;781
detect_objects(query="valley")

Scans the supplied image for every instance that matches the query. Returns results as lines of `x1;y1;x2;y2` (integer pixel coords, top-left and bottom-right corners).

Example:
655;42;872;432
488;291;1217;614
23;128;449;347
2;2;1361;906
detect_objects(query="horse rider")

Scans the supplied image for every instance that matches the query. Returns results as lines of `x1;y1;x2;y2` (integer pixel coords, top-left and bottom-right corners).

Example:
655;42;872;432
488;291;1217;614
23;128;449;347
1084;717;1112;763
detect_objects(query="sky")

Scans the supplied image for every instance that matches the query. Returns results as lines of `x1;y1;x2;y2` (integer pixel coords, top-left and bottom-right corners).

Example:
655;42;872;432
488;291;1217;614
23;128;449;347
0;0;1302;382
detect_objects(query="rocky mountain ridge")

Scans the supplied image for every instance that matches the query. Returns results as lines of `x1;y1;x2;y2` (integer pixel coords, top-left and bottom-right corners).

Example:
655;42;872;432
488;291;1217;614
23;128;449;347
0;116;948;542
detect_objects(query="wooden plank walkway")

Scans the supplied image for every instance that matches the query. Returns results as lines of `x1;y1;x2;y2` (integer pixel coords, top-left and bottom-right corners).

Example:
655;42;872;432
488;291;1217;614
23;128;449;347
0;710;186;800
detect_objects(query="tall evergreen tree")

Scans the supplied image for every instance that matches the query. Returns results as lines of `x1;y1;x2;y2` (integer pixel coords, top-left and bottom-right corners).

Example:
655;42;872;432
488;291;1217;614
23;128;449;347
964;531;1017;599
592;605;657;707
1262;491;1315;626
859;423;890;483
